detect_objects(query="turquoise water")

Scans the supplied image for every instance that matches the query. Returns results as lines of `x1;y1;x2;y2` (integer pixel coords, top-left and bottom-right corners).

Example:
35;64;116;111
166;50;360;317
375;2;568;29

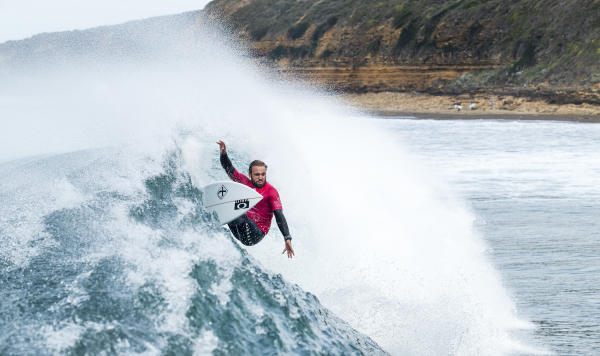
4;112;597;354
4;116;596;355
380;117;600;355
0;149;385;355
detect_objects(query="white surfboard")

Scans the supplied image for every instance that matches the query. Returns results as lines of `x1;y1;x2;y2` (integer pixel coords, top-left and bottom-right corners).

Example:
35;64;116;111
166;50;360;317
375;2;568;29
202;181;263;225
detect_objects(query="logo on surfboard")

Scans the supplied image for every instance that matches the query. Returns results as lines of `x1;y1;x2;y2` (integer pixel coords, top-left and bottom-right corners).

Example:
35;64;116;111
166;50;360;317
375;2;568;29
217;185;228;200
234;199;250;210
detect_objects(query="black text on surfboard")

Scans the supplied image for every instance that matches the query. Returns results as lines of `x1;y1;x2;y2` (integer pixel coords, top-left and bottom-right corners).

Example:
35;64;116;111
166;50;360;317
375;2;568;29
234;199;250;210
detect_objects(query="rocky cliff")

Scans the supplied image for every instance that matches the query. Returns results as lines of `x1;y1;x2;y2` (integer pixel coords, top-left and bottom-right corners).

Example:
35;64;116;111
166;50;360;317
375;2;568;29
2;1;599;104
201;0;600;104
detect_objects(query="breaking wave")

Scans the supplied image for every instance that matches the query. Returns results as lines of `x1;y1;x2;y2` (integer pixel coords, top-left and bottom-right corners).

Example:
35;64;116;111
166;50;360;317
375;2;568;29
0;13;534;355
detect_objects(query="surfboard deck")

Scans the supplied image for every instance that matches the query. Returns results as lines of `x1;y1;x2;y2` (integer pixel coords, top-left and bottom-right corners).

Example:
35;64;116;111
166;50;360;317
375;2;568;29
202;181;263;225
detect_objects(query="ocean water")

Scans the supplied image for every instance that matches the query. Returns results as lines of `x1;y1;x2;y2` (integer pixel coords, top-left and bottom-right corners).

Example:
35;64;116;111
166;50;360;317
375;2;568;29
378;117;600;355
0;148;385;355
0;17;588;355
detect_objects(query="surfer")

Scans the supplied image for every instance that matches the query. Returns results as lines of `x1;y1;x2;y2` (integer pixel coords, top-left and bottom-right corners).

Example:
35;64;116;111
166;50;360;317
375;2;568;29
217;140;295;258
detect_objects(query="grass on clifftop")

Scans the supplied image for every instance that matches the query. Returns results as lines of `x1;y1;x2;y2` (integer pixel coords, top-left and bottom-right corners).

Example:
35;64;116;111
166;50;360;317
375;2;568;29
205;0;600;88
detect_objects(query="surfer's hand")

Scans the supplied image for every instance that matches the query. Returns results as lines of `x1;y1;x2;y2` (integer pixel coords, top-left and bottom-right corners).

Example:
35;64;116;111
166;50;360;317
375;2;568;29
216;140;227;154
282;240;295;259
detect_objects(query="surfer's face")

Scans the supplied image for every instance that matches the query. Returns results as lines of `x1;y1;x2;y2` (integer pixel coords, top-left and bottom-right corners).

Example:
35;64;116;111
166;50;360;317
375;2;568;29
250;166;266;188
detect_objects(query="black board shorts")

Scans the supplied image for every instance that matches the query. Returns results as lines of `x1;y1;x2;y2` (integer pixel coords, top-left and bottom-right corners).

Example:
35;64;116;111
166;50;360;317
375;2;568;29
227;214;265;246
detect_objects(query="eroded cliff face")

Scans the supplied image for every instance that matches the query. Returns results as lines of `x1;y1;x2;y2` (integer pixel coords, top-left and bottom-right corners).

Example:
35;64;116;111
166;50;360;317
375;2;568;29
1;1;598;103
201;0;600;103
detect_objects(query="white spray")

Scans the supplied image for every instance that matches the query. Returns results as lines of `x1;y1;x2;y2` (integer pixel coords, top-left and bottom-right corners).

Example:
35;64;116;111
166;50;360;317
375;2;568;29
0;17;537;354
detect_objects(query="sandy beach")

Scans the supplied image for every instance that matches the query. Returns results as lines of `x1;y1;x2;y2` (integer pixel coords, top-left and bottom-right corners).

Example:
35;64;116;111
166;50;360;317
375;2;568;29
343;92;600;123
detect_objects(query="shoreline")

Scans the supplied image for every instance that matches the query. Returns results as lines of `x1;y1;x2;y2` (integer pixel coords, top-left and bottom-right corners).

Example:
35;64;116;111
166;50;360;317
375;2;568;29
367;110;600;123
342;92;600;123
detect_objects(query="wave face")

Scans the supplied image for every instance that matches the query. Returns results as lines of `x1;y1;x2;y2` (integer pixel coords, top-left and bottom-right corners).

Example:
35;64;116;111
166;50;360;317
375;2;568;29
0;16;533;355
0;149;384;354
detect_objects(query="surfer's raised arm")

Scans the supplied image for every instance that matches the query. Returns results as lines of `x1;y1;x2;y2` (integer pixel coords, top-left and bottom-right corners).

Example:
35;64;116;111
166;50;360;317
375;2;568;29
217;140;236;179
215;140;295;258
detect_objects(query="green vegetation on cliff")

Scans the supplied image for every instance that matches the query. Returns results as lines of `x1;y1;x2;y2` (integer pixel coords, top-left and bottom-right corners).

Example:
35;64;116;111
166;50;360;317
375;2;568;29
204;0;600;90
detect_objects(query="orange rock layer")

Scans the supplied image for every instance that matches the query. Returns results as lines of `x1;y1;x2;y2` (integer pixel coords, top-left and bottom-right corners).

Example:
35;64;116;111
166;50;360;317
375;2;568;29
274;64;497;92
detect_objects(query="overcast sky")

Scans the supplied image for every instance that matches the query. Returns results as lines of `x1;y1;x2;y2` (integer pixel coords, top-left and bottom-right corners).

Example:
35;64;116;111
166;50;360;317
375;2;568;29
0;0;213;43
